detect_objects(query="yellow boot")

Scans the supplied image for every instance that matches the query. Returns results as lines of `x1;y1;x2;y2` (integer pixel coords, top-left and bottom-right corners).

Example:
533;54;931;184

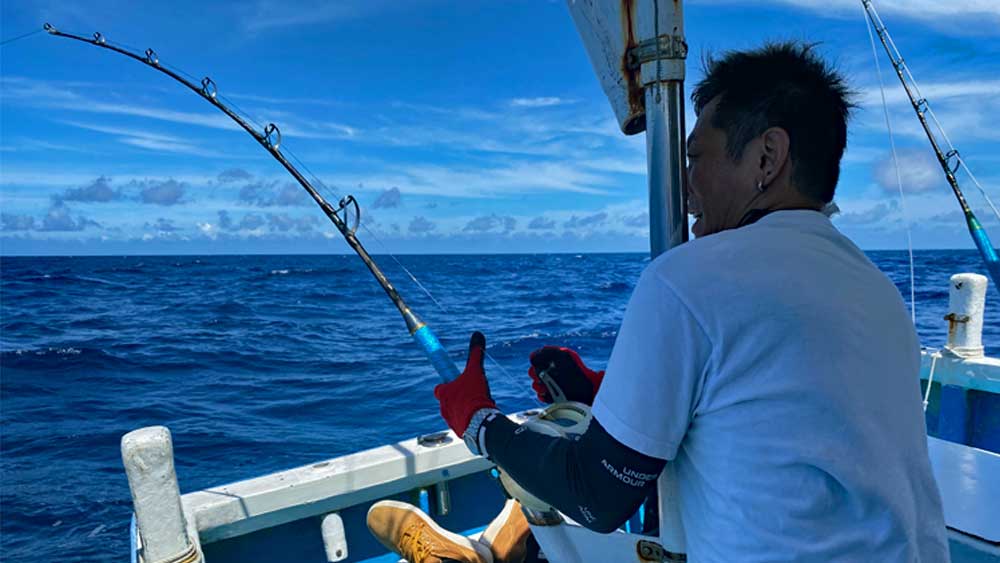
479;500;531;563
367;500;494;563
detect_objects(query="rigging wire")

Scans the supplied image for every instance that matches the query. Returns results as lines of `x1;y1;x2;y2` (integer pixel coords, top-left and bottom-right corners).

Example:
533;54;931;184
864;2;1000;225
862;4;916;324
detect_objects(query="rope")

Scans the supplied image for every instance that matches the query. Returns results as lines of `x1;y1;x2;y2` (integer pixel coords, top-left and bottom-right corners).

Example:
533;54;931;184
923;351;940;412
0;27;44;47
862;5;916;324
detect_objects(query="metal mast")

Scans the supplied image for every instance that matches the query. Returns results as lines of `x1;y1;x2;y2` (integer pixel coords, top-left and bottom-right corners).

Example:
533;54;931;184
566;3;689;558
636;2;689;258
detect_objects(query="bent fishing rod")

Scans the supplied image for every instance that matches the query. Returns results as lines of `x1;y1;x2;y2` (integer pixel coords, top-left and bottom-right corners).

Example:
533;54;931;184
41;23;462;381
862;2;1000;291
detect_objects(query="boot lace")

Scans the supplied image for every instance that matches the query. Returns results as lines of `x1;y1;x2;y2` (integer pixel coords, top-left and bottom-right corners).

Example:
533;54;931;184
398;521;437;562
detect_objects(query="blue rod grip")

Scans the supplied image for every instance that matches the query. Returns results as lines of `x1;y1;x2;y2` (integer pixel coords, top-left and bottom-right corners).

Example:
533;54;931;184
967;214;1000;289
412;325;461;382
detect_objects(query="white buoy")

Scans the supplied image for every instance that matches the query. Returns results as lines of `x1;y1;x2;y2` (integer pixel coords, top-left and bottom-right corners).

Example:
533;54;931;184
121;426;198;563
321;513;348;562
945;273;988;358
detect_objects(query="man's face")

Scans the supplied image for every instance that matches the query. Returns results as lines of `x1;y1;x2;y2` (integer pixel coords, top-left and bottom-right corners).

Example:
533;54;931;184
686;97;762;238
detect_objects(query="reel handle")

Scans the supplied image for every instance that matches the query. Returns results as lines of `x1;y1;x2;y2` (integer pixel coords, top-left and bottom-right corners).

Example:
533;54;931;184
535;364;568;404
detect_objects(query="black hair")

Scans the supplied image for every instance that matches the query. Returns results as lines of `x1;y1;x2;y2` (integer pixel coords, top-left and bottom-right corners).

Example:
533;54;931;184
691;42;856;203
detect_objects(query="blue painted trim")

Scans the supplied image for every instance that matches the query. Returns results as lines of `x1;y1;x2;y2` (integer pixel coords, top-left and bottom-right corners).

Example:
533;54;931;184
938;384;969;444
412;325;460;382
130;513;138;563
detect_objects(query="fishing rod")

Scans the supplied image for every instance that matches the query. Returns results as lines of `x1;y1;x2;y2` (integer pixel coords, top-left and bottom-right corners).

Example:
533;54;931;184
861;2;1000;291
41;23;462;382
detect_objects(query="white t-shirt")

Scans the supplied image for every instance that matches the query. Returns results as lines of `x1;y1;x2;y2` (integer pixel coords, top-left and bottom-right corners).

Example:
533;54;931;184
592;210;949;562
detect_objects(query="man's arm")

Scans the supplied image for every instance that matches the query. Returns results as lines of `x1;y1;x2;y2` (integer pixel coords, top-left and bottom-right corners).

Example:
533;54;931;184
435;266;710;532
467;409;665;534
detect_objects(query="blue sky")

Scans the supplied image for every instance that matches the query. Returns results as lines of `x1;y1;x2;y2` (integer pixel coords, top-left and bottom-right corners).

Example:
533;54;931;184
1;0;999;255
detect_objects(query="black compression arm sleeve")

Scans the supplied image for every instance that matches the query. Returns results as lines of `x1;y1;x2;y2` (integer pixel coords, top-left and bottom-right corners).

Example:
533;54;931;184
482;414;666;533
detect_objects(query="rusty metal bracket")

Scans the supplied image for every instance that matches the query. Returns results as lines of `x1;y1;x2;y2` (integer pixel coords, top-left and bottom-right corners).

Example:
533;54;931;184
944;312;970;324
628;34;688;70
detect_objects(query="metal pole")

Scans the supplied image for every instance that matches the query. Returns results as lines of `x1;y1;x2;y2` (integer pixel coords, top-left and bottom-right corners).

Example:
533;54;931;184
645;81;688;258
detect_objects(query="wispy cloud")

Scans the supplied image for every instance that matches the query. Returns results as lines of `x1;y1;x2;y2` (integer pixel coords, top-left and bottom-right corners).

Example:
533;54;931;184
370;187;402;209
238;181;310;207
56;176;125;203
528;216;556;230
707;0;1000;29
6;77;358;144
463;214;517;234
38;201;101;232
873;149;943;193
408;216;436;234
59;121;219;156
238;0;403;32
132;179;187;206
510;97;573;108
857;79;1000;107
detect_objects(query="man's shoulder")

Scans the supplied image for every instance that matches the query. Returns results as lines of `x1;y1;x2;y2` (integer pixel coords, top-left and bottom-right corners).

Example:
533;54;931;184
645;229;746;285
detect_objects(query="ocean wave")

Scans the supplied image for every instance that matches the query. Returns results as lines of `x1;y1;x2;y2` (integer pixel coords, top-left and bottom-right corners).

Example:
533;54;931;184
0;251;993;563
598;281;631;292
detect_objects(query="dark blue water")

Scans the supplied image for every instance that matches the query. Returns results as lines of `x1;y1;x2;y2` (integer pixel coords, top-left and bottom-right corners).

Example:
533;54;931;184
1;251;997;562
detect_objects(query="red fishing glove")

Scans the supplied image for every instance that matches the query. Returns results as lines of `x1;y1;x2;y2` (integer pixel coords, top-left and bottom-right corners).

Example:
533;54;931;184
434;331;497;437
528;346;605;405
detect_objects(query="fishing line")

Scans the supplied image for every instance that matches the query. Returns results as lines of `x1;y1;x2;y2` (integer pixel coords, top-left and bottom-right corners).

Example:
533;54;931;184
862;4;916;323
871;8;1000;224
0;28;44;47
862;0;1000;292
280;143;540;404
42;24;538;401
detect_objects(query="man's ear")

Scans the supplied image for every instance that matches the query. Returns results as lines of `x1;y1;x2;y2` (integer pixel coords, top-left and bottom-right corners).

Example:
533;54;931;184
760;127;790;187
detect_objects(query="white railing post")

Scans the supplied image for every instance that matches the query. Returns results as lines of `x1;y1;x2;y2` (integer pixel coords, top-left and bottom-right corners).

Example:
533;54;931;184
122;426;199;563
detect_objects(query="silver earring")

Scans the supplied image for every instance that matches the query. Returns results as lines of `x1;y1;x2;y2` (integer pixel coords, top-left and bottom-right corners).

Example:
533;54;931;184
756;179;766;193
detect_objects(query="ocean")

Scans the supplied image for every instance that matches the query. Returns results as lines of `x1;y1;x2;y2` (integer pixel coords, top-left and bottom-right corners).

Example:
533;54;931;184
1;251;997;562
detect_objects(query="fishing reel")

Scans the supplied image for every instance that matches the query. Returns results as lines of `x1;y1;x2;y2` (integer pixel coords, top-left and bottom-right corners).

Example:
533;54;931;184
496;367;593;512
498;400;592;511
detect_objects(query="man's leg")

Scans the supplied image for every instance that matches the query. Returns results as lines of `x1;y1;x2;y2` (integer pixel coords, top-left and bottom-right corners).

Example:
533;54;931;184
367;501;494;563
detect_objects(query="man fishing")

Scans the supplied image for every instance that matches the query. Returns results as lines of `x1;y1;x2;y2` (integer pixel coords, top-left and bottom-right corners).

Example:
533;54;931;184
367;42;950;563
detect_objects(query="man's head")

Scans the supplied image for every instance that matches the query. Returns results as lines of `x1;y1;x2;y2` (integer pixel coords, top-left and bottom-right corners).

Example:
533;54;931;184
686;42;855;237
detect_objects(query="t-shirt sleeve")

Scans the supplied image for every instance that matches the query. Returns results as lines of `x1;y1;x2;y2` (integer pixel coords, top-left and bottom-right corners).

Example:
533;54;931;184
591;267;712;460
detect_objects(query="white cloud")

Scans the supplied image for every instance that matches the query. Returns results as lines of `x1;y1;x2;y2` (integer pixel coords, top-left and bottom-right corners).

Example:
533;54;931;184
238;0;402;32
858;80;1000;108
4;77;358;143
705;0;1000;27
510;97;572;108
197;222;218;239
873;149;942;193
